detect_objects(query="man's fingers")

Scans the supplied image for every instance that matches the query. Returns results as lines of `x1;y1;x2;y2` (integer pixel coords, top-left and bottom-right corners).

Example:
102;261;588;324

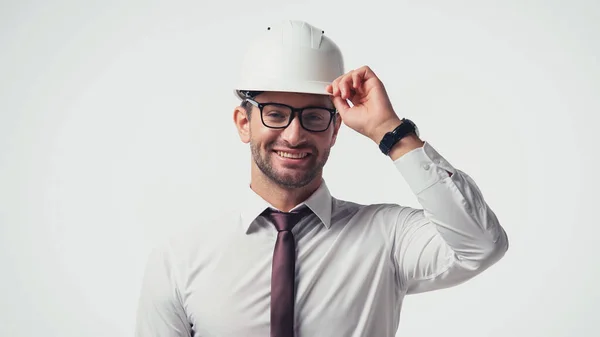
333;74;345;98
330;70;353;99
351;70;361;89
332;96;351;114
357;65;374;80
330;66;375;99
341;72;357;99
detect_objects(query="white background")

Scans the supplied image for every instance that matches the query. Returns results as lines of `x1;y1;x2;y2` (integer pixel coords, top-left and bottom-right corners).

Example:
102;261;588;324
1;0;599;336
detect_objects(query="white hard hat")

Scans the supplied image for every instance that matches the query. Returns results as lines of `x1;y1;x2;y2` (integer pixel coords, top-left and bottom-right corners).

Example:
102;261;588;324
234;20;345;100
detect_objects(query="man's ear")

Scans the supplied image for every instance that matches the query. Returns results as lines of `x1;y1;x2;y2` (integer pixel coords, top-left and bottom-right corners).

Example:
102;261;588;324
233;106;251;143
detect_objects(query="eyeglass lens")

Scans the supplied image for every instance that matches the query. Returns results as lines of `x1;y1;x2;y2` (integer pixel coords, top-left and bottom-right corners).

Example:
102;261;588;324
262;104;331;131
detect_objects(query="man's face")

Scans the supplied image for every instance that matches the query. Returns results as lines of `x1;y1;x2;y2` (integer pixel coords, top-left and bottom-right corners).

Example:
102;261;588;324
238;91;341;189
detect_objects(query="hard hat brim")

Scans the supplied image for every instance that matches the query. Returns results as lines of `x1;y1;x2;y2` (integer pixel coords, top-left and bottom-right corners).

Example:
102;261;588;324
234;80;331;100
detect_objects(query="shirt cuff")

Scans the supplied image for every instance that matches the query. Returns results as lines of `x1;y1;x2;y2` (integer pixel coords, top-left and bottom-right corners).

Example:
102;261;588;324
393;141;456;195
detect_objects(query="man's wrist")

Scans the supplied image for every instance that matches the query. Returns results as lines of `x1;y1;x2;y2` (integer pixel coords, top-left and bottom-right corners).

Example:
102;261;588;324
368;117;403;144
370;118;424;160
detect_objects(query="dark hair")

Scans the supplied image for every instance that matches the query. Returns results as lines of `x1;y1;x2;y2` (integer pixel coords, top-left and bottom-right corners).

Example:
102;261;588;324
238;90;263;119
240;99;253;118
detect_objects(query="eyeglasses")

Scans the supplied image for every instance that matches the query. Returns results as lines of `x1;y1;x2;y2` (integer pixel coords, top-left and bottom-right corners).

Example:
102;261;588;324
245;98;337;132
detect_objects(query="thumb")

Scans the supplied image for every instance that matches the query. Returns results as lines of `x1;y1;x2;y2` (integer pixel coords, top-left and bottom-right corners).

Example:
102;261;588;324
332;96;351;115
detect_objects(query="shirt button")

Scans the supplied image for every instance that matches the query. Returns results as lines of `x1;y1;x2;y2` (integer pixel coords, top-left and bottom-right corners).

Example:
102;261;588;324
423;163;430;170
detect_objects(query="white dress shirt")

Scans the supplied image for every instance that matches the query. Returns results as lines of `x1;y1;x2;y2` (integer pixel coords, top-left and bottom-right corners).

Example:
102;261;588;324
134;141;509;337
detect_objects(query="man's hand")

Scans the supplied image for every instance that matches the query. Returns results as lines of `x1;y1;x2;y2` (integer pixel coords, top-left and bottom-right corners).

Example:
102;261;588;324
326;65;424;159
326;66;402;143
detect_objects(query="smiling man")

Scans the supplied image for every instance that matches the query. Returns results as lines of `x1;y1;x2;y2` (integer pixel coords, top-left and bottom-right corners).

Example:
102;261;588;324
134;20;509;337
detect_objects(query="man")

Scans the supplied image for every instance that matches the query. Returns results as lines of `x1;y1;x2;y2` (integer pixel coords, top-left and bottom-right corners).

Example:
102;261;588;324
135;20;508;337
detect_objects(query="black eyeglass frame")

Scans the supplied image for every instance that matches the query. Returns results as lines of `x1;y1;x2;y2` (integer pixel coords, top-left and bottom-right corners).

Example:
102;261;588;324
245;98;337;132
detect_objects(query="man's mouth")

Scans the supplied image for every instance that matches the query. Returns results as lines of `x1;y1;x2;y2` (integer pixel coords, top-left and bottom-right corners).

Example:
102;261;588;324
274;150;310;159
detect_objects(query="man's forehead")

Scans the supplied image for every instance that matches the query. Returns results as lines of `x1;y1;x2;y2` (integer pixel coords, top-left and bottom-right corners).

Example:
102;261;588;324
256;91;333;107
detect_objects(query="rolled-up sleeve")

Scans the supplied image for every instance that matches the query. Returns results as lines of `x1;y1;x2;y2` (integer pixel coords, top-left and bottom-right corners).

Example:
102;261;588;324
135;242;192;337
392;141;509;294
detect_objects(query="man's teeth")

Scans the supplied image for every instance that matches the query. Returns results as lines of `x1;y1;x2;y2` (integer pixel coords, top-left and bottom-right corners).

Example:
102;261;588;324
276;151;309;159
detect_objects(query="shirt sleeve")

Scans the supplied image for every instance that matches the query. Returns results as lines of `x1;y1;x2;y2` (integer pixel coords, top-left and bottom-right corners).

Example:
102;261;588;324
392;141;509;294
134;241;192;337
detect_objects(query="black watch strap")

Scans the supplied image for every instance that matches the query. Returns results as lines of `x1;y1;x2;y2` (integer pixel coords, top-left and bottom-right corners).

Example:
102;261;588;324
378;118;416;155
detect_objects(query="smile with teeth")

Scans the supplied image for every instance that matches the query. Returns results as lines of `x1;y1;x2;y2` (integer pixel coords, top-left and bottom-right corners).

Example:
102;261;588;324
276;151;309;159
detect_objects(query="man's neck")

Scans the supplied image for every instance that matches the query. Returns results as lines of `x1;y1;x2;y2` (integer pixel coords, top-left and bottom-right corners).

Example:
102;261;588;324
250;174;322;212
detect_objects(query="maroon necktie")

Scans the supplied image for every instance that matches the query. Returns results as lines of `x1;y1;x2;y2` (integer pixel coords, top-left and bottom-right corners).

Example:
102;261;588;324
263;207;311;337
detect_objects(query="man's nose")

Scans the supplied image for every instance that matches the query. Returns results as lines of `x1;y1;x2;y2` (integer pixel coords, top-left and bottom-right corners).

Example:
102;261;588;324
279;115;306;146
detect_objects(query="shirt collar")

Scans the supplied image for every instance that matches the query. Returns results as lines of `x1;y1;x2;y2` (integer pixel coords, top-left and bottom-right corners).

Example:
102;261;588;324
239;180;333;234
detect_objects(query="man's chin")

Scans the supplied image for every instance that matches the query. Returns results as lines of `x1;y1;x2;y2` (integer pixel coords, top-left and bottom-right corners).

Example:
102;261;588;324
268;170;317;189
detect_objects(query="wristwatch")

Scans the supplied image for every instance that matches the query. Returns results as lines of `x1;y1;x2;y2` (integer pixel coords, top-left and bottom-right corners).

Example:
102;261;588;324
378;118;418;156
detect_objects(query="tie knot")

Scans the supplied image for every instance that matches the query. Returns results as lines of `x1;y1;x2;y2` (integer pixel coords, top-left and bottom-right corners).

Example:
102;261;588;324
263;207;312;232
